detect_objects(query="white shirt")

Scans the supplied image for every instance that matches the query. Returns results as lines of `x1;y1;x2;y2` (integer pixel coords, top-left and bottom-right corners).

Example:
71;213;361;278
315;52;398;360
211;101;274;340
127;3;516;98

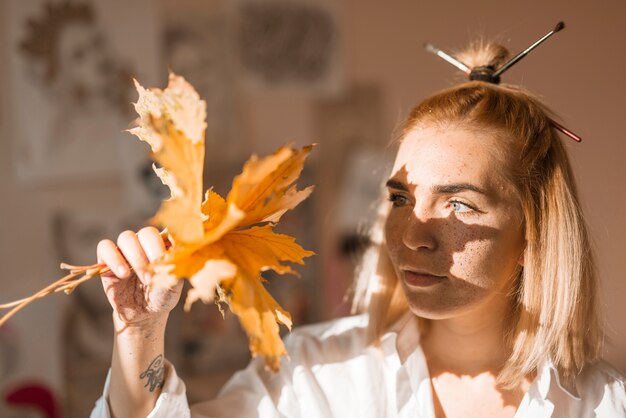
91;314;626;418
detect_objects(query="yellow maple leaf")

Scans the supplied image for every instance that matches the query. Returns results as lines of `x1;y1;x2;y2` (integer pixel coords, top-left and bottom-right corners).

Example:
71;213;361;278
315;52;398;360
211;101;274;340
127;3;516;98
228;146;315;226
220;225;311;276
128;74;207;244
224;273;293;371
129;74;315;370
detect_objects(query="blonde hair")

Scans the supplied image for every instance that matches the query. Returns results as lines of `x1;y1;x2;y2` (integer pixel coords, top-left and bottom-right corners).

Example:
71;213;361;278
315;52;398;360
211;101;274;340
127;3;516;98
352;42;602;388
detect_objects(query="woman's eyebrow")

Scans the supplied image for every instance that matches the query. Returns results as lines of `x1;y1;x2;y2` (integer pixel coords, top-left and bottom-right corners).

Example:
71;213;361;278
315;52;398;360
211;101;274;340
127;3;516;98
432;183;487;195
386;179;488;195
385;179;409;191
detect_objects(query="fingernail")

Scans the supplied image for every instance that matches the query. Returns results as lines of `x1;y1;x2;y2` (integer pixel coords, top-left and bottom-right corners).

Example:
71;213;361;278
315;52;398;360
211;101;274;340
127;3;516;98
117;265;128;277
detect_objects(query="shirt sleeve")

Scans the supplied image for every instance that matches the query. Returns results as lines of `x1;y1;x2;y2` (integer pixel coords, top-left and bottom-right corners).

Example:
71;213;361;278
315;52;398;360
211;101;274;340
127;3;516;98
89;359;191;418
89;348;301;418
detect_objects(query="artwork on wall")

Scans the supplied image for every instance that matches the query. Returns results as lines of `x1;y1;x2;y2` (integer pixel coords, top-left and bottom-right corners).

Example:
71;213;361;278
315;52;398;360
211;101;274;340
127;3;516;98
164;15;240;162
233;0;341;94
7;0;160;196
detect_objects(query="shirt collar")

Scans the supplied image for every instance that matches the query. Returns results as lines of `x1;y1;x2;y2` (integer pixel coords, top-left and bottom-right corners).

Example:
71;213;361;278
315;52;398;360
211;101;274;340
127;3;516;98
536;359;582;400
381;311;421;365
380;312;582;401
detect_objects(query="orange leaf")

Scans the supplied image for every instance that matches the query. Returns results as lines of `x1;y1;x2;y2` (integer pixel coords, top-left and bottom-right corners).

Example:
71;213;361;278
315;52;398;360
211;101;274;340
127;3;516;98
6;74;316;373
129;74;315;370
184;258;237;311
128;74;207;244
223;273;292;371
228;145;315;227
200;189;246;246
219;224;315;276
201;189;227;223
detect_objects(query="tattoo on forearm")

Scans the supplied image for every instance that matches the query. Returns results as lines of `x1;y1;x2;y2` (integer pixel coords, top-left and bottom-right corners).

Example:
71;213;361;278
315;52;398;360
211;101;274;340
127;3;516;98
140;354;165;392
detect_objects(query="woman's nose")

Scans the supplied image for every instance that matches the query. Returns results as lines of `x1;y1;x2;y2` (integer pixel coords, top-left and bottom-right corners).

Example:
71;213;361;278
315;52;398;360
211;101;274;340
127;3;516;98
401;209;438;251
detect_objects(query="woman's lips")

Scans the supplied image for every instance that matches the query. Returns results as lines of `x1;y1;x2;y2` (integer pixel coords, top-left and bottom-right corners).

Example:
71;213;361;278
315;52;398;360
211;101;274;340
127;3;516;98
402;270;446;287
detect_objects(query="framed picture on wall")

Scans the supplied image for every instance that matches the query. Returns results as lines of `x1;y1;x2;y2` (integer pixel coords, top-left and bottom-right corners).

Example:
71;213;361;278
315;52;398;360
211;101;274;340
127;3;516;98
231;0;343;95
6;0;160;192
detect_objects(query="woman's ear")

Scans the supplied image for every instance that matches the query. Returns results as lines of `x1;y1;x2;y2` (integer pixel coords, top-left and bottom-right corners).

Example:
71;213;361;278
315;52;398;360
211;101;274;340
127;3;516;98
518;248;525;267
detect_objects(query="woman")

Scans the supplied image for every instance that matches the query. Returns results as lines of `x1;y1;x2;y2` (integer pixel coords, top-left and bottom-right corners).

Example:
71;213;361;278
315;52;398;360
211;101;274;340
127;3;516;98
90;42;626;417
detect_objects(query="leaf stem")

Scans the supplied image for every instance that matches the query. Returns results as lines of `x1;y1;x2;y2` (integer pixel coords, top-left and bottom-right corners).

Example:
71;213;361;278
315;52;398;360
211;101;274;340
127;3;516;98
0;263;107;327
0;229;171;327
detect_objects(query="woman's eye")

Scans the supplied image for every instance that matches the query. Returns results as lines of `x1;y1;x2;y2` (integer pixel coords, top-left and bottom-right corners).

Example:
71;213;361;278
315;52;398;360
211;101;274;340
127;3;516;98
449;200;474;213
388;193;410;207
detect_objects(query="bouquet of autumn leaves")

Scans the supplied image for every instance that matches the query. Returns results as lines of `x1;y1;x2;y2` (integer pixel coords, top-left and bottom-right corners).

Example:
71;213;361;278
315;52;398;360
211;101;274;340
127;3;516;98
0;74;314;371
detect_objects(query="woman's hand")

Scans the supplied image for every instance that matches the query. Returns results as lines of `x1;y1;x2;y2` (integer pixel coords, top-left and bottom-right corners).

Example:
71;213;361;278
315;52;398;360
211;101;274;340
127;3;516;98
96;227;181;416
97;226;183;328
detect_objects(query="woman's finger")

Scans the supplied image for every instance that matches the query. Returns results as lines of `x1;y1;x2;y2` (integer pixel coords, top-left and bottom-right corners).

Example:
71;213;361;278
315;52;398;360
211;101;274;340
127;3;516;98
137;226;167;263
97;239;131;279
116;230;149;278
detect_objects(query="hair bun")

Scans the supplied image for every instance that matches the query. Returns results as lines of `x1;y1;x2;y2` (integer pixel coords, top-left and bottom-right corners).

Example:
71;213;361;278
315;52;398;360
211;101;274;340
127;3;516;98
456;40;510;70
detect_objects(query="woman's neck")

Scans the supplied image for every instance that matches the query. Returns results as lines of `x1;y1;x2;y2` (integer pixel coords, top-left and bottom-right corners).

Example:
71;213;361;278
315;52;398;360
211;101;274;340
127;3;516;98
420;293;512;374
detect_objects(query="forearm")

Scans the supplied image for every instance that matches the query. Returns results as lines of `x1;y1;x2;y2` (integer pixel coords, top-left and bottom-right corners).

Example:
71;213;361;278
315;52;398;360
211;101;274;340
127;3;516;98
108;314;168;418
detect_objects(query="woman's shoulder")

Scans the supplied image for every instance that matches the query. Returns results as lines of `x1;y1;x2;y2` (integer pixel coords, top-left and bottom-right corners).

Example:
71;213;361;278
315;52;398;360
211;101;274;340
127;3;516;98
283;314;371;362
569;360;626;415
577;360;626;395
290;314;369;340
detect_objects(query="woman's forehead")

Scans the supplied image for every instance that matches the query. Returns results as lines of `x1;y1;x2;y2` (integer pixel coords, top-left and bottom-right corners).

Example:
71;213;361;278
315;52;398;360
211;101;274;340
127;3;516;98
392;126;506;187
